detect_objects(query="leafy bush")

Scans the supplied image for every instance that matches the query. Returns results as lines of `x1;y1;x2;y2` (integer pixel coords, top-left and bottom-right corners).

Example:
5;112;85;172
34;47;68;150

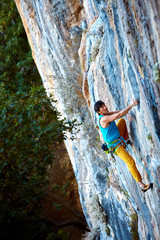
0;1;75;239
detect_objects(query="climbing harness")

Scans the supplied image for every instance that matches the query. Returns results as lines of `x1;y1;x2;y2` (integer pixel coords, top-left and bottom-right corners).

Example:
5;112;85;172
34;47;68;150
101;137;121;154
102;137;160;188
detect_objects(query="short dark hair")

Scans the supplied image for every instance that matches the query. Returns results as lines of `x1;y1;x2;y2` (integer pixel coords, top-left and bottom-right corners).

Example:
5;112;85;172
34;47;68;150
94;100;105;112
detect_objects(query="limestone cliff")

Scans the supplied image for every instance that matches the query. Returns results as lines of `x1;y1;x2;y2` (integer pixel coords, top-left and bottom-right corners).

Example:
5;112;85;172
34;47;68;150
15;0;160;239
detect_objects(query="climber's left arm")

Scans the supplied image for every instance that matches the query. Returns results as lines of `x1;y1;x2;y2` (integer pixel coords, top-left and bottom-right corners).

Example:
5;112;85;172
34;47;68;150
106;110;120;115
105;111;134;121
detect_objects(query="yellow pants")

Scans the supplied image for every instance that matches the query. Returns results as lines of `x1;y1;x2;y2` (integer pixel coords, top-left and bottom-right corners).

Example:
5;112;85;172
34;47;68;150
115;118;142;182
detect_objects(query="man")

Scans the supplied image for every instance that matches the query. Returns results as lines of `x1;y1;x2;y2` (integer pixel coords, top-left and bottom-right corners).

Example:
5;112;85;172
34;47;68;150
94;99;153;192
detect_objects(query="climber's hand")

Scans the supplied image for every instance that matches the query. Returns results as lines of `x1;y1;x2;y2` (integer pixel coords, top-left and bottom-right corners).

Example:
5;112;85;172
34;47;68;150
126;113;134;121
131;99;139;107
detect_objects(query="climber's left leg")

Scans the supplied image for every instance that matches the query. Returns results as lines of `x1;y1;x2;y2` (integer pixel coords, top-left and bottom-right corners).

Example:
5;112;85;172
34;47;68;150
116;118;129;141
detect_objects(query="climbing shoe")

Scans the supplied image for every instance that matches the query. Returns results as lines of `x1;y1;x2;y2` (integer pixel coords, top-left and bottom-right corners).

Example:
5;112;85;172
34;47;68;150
141;183;153;192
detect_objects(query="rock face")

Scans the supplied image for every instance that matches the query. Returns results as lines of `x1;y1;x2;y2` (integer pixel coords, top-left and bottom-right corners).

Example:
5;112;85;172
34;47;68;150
15;0;160;239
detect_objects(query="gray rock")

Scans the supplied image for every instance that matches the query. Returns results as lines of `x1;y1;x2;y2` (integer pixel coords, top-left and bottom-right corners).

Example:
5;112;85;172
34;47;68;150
15;0;160;239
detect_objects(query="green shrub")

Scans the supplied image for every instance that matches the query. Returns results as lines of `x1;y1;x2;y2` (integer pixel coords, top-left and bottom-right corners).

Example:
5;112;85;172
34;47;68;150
0;1;76;239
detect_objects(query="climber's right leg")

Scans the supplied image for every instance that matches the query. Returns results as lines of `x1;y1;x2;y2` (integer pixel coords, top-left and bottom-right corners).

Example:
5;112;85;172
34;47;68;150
115;145;153;192
115;145;142;182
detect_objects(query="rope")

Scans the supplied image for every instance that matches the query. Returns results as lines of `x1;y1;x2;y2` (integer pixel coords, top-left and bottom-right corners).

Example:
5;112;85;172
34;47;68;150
120;137;160;188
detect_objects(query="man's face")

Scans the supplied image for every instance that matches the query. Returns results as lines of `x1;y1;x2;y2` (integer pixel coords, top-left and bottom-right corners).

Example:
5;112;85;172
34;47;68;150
97;104;109;115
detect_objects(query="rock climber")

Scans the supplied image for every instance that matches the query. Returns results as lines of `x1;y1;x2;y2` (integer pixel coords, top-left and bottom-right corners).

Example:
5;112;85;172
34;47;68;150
94;99;153;192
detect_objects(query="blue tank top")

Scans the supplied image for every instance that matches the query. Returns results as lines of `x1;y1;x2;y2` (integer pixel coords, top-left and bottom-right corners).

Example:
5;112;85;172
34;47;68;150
99;115;120;146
